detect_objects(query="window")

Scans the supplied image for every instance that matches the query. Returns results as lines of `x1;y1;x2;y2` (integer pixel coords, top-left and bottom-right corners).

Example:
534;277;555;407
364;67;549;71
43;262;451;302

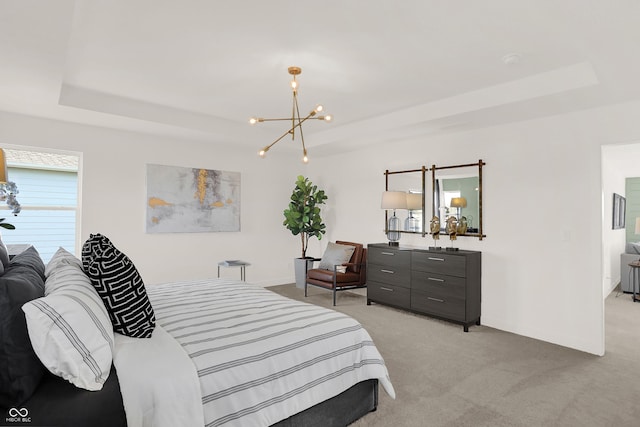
1;149;79;263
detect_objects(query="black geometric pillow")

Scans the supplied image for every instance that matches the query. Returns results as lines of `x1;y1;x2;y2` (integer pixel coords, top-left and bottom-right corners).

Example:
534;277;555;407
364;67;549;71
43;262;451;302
82;235;155;338
81;233;112;270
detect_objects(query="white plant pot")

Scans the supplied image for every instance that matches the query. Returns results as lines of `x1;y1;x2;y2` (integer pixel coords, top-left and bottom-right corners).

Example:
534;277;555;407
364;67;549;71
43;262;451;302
294;257;315;289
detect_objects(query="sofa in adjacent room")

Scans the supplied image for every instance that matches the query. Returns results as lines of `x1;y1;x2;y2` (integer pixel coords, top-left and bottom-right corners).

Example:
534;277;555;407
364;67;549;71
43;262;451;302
620;242;640;293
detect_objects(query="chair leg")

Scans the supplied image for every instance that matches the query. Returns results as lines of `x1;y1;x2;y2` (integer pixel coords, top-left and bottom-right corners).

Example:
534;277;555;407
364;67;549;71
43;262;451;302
304;281;307;297
333;288;336;306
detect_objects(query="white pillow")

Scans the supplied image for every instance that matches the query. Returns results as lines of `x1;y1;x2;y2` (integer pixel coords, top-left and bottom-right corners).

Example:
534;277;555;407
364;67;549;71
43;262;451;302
22;263;114;391
318;242;356;271
45;246;83;279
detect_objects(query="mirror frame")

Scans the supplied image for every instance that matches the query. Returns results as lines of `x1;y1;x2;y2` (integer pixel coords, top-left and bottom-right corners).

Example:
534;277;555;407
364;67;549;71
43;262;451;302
384;166;427;237
431;159;486;240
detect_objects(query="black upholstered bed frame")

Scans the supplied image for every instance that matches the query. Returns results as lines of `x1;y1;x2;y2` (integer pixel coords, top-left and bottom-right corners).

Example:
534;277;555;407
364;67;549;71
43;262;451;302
18;369;377;427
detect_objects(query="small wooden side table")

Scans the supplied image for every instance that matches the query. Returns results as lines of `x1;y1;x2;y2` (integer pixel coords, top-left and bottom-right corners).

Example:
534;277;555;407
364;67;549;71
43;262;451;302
628;261;640;302
218;260;250;281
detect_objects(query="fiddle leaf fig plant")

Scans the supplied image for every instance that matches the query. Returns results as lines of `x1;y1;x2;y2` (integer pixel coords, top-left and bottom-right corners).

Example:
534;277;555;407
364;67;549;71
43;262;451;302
283;175;328;258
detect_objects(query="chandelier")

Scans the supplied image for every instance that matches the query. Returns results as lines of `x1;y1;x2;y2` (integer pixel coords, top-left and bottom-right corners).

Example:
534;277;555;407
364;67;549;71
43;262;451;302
250;66;332;163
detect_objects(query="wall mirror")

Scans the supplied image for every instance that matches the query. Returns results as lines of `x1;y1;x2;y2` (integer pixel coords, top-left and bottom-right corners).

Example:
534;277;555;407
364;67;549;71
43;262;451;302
432;160;485;240
384;167;427;236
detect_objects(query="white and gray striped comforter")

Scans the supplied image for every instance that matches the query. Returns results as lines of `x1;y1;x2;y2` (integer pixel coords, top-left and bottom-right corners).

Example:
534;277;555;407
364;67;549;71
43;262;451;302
141;279;395;427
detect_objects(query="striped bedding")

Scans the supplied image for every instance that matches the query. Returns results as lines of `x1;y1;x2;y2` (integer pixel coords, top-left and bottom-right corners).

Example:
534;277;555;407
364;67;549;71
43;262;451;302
138;278;395;427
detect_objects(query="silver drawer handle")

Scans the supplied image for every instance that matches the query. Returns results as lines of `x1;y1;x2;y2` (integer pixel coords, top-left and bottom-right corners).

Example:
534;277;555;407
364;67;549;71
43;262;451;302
427;297;444;303
380;269;395;274
428;257;445;261
381;252;395;256
380;287;394;292
428;277;445;282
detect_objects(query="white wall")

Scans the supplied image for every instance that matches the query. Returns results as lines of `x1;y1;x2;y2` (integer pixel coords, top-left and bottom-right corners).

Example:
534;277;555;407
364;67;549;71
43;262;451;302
0;111;306;286
306;99;640;356
4;98;640;355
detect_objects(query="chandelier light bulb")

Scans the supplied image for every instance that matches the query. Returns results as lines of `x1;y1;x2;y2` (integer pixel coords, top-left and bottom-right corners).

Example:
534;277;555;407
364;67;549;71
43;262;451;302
259;147;269;157
290;80;298;90
324;114;332;122
315;104;324;113
249;117;258;125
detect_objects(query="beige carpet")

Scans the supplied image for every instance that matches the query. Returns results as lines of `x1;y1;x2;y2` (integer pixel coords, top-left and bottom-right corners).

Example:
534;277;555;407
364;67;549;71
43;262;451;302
267;284;640;427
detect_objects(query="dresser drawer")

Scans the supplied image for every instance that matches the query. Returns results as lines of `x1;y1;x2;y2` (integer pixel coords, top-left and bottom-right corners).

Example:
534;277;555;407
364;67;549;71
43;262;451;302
368;263;411;288
368;246;411;268
411;289;465;322
411;251;466;277
411;271;466;298
411;271;467;299
368;282;410;309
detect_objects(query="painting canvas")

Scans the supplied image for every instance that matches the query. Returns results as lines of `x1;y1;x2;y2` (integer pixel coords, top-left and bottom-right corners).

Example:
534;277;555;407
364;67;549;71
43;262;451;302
146;164;240;233
612;192;625;230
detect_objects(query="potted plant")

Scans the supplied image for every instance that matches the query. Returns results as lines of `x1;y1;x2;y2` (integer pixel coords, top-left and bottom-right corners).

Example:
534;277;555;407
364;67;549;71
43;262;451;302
0;219;15;230
283;175;328;288
0;181;20;231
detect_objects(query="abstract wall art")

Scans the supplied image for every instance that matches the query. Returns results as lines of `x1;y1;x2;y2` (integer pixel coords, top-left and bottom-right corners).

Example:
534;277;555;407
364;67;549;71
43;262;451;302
146;164;240;233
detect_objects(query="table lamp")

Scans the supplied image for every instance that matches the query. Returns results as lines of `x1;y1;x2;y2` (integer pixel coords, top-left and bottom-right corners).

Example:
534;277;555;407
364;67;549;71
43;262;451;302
450;197;467;220
381;191;407;246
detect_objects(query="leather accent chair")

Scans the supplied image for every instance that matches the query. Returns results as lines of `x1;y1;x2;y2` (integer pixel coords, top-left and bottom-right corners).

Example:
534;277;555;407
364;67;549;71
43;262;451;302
305;241;367;306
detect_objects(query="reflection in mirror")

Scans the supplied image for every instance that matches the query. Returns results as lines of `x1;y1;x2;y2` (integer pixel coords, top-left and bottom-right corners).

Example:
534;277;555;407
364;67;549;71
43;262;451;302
432;160;485;239
436;176;479;232
405;192;422;232
384;167;427;236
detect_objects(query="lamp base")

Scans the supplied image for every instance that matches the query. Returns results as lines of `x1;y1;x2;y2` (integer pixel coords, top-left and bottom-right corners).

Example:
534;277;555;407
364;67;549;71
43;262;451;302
445;247;459;251
428;246;442;250
388;241;399;247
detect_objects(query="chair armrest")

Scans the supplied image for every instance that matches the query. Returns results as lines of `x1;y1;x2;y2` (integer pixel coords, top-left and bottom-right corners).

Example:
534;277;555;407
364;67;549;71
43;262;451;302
342;262;365;267
333;261;366;268
333;261;366;273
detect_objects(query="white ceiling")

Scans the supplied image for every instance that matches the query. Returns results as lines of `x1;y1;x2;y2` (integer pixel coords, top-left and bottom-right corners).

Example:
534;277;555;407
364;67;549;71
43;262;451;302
2;1;640;157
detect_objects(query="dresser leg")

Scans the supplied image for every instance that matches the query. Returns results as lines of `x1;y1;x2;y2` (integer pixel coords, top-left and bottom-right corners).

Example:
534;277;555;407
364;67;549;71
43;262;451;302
367;299;372;306
464;325;469;332
476;318;481;326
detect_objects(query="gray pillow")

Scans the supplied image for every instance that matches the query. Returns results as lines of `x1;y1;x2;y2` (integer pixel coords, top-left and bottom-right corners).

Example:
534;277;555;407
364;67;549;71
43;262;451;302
626;242;640;254
0;237;9;269
318;242;355;271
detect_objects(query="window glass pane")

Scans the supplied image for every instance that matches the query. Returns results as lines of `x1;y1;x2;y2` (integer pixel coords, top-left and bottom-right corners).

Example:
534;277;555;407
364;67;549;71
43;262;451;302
7;168;77;207
1;149;79;264
1;210;76;263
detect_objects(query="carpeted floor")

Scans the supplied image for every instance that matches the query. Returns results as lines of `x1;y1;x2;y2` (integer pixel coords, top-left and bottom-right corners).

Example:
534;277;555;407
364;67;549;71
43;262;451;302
267;284;640;427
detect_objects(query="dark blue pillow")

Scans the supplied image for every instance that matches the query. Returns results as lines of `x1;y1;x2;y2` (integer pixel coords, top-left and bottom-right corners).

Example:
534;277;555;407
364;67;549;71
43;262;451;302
0;246;46;407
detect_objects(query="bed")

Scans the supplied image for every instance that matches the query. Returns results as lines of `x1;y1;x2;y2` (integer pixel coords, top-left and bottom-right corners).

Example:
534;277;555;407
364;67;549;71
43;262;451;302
0;240;395;427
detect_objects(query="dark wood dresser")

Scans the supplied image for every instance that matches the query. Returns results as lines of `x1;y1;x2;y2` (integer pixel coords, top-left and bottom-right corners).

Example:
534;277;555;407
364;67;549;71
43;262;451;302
367;243;481;332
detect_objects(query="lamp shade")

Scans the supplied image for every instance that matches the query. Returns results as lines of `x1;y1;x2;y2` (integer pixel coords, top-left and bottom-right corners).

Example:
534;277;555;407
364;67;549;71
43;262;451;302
406;193;422;210
635;217;640;235
381;191;408;210
450;197;467;208
0;149;7;183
